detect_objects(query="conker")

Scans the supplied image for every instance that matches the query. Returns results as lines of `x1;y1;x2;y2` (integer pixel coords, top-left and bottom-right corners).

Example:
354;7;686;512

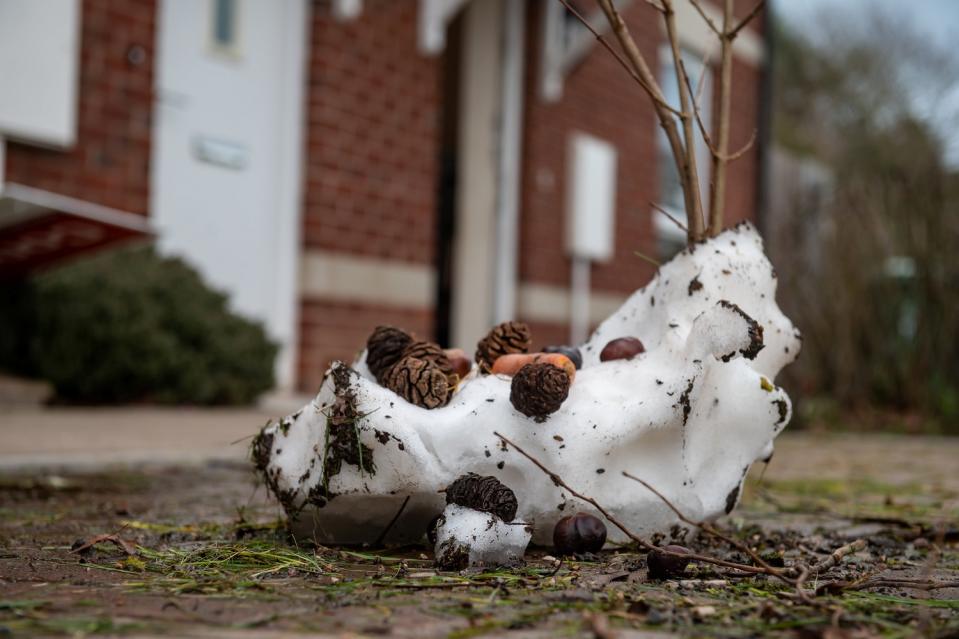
646;544;692;580
552;512;607;555
599;337;645;362
443;348;472;380
542;344;583;369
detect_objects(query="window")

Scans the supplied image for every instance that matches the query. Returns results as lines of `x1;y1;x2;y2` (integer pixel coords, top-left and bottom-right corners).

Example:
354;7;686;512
210;0;239;57
655;47;712;256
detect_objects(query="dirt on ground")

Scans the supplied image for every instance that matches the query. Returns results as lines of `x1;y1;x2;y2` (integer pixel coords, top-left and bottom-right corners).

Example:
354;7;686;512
1;432;957;638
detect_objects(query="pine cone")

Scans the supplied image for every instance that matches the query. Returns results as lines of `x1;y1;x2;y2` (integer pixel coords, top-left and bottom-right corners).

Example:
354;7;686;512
401;341;457;384
510;362;570;421
385;356;450;409
446;473;518;522
367;326;413;383
475;321;531;373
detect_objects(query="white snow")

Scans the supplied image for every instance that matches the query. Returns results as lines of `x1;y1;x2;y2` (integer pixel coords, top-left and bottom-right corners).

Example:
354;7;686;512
257;222;801;547
433;504;532;569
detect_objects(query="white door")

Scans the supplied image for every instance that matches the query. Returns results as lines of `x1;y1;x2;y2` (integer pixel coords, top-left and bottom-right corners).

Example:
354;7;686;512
151;0;307;391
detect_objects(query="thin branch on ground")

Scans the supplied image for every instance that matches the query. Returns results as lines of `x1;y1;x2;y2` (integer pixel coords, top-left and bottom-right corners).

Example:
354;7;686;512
622;471;785;577
494;432;799;581
808;539;867;575
374;495;411;547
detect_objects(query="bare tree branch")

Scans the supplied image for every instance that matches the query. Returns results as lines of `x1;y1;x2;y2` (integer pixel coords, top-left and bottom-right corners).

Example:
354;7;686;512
650;201;688;232
622;471;786;577
557;0;681;117
725;129;757;161
594;0;700;244
688;0;721;35
493;431;800;581
660;0;707;240
709;0;735;236
729;0;765;39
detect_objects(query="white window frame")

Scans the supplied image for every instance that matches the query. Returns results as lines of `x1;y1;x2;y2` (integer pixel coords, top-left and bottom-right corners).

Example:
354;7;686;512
208;0;242;60
654;45;713;248
539;0;633;102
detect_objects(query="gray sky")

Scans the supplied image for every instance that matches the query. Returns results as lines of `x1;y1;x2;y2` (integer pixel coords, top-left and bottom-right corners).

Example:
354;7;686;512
774;0;959;165
775;0;959;47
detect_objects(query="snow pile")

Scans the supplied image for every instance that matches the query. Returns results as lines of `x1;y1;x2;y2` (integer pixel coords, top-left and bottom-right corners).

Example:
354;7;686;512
433;504;532;569
254;222;800;546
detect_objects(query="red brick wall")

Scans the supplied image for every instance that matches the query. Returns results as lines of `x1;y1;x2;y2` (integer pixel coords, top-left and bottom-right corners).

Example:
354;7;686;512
298;299;434;392
519;1;764;299
302;0;441;264
298;1;443;390
5;0;155;215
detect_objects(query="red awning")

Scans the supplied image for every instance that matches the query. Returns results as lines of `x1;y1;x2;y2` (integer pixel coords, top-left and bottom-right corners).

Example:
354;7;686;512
0;183;153;278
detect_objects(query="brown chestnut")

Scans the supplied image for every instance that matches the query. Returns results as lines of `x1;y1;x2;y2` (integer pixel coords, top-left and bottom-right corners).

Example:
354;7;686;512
599;337;645;362
552;512;607;555
443;348;472;380
646;544;692;580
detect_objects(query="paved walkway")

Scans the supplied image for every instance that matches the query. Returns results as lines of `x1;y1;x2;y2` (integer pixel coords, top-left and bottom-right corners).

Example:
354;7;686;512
2;407;959;489
0;407;279;470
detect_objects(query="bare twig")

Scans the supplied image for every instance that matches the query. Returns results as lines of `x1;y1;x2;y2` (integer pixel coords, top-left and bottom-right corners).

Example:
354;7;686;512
622;471;785;577
729;0;765;39
557;0;681;117
494;431;650;548
660;0;706;240
725;129;758;161
688;0;721;35
650;201;688;232
843;577;959;592
808;539;867;574
633;250;662;268
494;431;796;580
594;0;699;244
708;0;734;236
374;495;411;547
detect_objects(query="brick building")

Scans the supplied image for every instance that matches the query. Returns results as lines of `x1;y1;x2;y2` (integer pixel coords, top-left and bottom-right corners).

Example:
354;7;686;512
0;0;767;395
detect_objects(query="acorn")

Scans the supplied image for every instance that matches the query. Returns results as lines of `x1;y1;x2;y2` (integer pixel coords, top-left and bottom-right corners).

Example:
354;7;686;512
542;345;583;369
599;337;645;362
552;512;607;555
646;545;692;580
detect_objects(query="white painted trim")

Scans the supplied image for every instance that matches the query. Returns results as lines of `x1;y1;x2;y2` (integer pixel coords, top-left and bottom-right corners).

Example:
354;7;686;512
300;250;436;308
0;183;154;233
492;0;525;324
450;0;502;348
332;0;362;21
518;281;625;325
270;0;311;392
0;0;82;148
418;0;470;55
672;0;763;65
541;0;763;102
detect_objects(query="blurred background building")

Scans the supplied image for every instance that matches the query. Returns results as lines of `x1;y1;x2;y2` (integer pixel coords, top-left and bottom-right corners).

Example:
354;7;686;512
0;0;767;395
